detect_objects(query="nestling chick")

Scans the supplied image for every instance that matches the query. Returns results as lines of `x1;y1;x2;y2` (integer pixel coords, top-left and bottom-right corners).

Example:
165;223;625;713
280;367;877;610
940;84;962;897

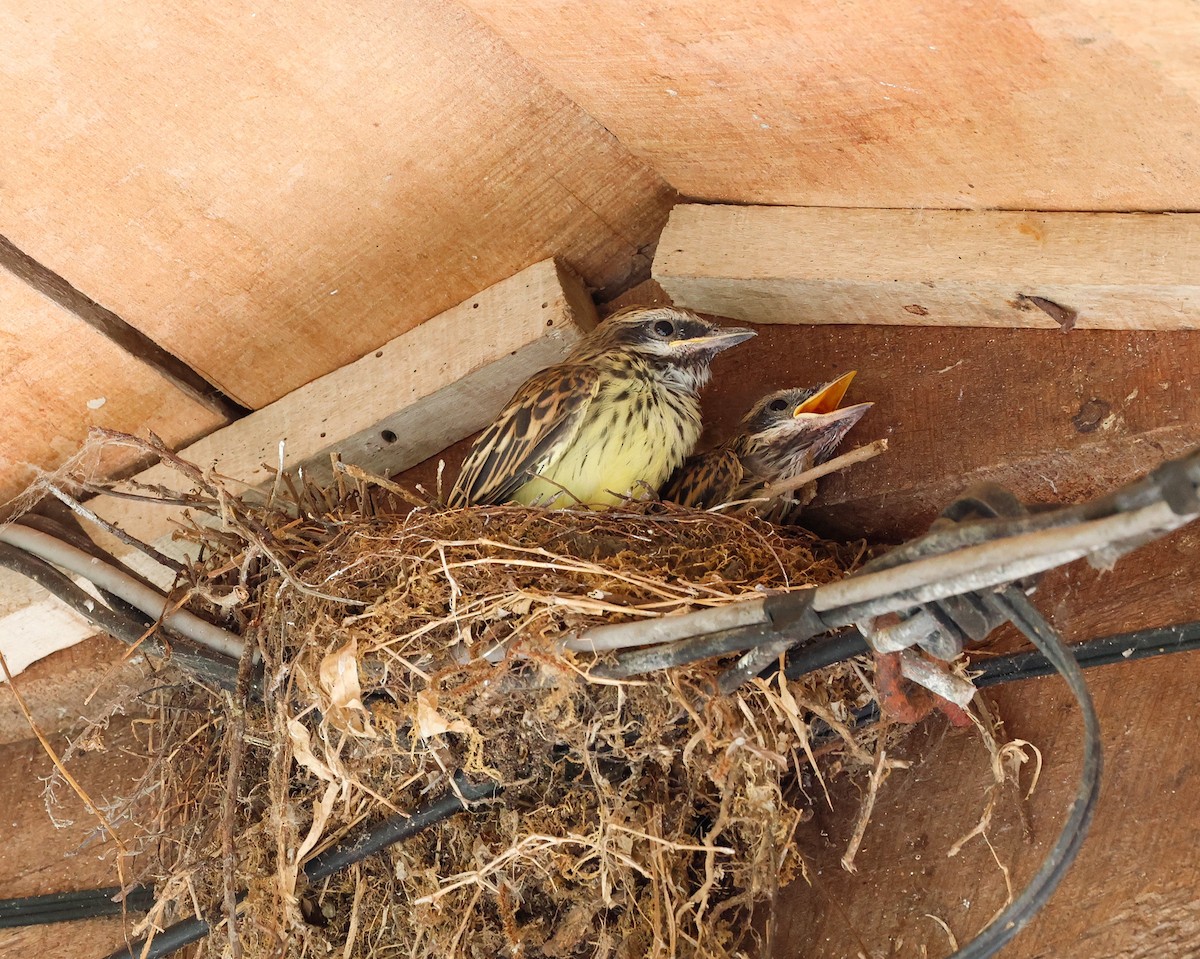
448;307;755;507
662;371;871;519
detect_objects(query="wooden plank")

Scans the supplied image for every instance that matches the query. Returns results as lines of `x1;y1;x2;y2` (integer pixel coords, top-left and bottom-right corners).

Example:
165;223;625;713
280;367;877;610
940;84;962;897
0;259;597;677
0;236;243;420
653;205;1200;331
0;635;146;746
0;717;149;956
0;272;226;508
460;0;1200;211
0;0;672;410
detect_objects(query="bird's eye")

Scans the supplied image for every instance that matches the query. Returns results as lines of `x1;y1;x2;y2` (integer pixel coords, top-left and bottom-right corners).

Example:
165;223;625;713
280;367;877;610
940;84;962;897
768;398;789;412
653;319;675;338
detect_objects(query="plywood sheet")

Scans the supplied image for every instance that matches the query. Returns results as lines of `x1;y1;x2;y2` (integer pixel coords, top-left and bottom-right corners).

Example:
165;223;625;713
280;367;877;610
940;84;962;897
654;206;1200;331
461;0;1200;210
0;0;673;409
0;274;225;507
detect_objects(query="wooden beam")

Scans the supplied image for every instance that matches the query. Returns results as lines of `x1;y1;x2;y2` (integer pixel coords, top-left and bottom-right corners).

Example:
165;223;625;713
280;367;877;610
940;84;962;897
0;271;227;508
460;0;1200;211
654;205;1200;331
0;259;597;677
0;0;671;411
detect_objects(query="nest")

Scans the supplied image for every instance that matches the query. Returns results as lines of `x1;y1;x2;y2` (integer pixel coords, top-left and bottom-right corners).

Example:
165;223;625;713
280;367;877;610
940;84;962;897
44;452;907;959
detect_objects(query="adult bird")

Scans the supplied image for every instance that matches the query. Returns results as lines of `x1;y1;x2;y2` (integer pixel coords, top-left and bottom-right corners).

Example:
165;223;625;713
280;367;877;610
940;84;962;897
448;307;755;508
662;372;872;518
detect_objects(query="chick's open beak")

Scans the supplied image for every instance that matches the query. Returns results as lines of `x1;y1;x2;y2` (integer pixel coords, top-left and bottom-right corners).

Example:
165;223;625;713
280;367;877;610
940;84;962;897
800;401;874;436
794;370;857;416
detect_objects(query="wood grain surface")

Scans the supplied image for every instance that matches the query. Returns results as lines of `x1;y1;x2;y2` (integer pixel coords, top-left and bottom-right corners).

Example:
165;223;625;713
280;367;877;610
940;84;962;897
0;0;673;409
655;205;1200;332
462;0;1200;210
0;272;225;508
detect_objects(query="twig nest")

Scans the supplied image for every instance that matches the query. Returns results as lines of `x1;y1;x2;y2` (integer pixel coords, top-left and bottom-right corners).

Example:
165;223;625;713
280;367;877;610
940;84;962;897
131;487;885;959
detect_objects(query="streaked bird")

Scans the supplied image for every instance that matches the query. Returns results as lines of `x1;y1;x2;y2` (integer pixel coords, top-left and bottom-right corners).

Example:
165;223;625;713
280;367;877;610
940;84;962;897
662;371;872;517
448;307;755;508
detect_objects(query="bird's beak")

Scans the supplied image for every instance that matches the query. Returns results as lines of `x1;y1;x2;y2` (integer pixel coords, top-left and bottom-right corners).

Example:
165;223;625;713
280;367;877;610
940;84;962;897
794;371;857;416
801;401;874;433
675;327;757;353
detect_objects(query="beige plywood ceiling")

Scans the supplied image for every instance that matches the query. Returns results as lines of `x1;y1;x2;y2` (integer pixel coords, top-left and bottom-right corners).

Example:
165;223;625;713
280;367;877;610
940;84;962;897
463;0;1200;209
0;271;225;506
0;0;674;410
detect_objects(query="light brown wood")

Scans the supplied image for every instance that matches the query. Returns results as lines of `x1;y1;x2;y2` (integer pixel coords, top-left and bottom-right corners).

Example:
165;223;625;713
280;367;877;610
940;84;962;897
654;205;1200;331
0;635;146;746
461;0;1200;211
0;272;226;508
0;0;672;410
0;259;597;678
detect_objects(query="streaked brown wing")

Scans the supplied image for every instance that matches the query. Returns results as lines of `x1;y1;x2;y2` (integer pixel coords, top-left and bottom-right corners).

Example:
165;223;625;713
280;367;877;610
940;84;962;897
448;364;600;506
662;444;745;509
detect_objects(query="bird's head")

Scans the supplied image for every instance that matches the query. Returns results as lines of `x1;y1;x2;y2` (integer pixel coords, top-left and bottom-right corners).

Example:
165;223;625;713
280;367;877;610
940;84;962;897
574;307;755;391
741;372;873;475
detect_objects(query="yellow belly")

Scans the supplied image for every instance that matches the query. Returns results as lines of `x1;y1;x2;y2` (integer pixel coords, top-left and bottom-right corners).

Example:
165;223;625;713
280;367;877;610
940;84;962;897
511;388;699;508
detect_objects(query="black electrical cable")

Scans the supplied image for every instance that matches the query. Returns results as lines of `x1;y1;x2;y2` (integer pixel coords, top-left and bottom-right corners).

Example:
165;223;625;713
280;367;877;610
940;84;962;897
7;614;1188;949
779;618;1200;687
938;588;1102;959
853;446;1200;576
0;542;154;650
800;593;1105;959
973;618;1200;687
782;627;869;679
798;618;1200;747
0;540;241;691
0;885;155;929
101;776;500;959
